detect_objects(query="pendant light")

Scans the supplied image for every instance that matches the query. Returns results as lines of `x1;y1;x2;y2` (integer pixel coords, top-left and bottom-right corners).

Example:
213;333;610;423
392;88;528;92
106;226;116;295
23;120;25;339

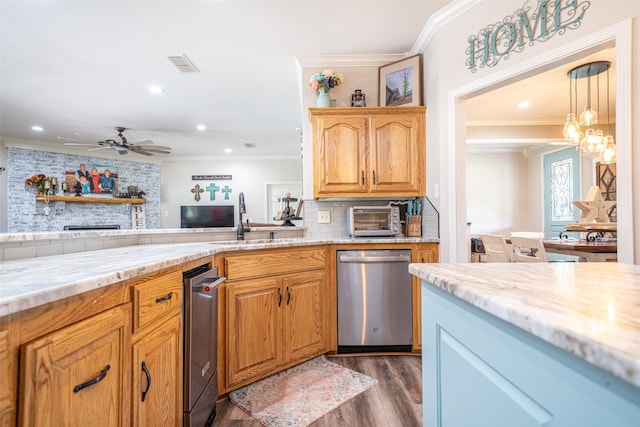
600;67;616;163
562;76;581;144
564;61;613;160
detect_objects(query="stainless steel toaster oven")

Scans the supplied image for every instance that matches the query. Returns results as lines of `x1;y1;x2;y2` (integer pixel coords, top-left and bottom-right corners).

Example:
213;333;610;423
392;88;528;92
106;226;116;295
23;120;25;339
347;206;401;237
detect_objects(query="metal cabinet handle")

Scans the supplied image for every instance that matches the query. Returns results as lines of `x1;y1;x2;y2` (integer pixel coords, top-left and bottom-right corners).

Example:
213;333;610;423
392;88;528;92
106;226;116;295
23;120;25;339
141;361;151;402
361;170;364;185
278;288;282;307
287;287;291;305
372;170;376;184
73;365;110;393
155;291;173;303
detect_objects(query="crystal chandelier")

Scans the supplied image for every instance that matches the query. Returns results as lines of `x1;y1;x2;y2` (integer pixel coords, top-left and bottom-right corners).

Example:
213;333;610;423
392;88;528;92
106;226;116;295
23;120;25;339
562;61;615;164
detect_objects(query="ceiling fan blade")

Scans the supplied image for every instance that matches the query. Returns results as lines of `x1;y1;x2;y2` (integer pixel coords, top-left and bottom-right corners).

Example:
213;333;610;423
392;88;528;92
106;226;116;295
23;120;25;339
127;139;155;146
131;147;171;154
146;145;173;150
64;142;100;146
87;146;111;152
57;136;92;143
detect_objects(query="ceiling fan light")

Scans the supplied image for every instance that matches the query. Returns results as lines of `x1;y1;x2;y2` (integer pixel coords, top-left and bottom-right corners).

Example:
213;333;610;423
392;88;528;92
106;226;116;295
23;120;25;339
562;113;581;144
600;135;616;164
579;105;598;126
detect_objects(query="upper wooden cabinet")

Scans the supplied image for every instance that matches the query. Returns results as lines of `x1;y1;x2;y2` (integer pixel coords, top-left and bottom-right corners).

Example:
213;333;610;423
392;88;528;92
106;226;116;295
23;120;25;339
310;107;426;198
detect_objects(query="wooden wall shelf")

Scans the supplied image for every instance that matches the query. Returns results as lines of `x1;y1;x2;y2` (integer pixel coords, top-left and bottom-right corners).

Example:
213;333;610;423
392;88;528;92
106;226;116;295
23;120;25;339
36;195;146;204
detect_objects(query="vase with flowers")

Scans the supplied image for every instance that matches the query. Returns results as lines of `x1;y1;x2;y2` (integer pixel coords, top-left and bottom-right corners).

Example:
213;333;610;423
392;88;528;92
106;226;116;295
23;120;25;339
309;69;344;107
25;174;50;195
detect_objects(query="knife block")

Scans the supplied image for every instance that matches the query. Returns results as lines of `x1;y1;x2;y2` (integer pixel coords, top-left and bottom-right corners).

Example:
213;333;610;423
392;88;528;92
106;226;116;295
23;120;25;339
406;214;422;237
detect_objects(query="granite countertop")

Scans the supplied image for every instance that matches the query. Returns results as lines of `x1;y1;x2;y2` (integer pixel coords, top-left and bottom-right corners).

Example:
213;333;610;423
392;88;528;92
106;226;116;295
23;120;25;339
409;262;640;388
0;236;436;317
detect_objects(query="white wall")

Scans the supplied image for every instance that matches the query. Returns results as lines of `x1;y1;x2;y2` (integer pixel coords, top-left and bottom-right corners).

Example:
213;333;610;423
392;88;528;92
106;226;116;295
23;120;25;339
160;157;302;228
466;152;529;236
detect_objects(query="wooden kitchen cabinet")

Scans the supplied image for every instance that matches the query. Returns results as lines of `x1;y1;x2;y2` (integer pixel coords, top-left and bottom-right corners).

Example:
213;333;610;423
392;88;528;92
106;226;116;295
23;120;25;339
222;247;328;390
310;106;426;198
131;270;184;427
412;243;439;351
19;304;131;426
0;327;12;426
132;313;182;427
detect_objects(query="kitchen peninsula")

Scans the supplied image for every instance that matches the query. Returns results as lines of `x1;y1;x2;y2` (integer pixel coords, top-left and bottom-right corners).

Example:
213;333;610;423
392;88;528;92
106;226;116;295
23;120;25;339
410;262;640;426
0;230;437;425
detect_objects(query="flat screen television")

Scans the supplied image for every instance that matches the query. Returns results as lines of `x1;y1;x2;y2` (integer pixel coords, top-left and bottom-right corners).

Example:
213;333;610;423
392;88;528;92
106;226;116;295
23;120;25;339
180;205;235;228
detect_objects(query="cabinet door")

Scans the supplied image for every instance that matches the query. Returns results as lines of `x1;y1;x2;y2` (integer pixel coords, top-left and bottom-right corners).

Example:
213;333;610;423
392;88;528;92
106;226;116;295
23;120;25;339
19;305;130;427
132;313;182;427
412;245;439;351
226;278;282;387
282;271;327;364
369;112;425;196
313;115;368;197
0;328;13;426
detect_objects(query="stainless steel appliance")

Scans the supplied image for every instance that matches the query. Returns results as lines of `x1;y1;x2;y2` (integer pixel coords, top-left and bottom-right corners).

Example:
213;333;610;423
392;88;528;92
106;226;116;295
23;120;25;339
337;250;412;352
346;206;401;237
183;265;225;427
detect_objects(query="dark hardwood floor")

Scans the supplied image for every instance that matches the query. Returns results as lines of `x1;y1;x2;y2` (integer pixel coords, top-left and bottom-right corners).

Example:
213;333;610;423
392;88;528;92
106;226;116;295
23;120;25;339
213;355;422;427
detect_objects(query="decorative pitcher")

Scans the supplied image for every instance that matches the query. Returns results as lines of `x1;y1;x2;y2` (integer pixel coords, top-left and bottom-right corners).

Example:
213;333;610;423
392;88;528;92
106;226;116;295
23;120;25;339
316;86;336;107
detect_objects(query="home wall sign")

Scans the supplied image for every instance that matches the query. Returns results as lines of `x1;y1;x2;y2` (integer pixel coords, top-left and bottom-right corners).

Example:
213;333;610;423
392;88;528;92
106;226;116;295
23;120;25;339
192;174;232;180
466;0;591;72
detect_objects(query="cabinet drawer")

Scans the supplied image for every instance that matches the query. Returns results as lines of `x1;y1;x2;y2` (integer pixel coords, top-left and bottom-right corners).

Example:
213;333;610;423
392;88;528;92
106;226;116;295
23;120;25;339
225;248;325;281
132;271;183;332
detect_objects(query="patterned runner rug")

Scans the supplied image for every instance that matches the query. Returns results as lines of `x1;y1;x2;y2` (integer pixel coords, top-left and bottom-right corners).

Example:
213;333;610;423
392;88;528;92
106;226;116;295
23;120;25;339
228;355;378;426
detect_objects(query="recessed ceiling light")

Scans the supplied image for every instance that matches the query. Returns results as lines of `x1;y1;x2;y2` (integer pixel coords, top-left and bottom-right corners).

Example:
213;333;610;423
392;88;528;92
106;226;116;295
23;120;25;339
31;125;44;132
149;85;165;94
518;101;530;109
196;124;206;131
224;148;232;153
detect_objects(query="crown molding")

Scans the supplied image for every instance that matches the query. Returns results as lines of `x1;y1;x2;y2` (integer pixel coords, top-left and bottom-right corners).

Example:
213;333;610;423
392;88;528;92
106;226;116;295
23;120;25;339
411;0;482;53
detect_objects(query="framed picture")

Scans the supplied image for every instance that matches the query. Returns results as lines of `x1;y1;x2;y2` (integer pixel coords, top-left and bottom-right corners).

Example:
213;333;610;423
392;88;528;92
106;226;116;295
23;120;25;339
64;162;118;195
378;54;422;107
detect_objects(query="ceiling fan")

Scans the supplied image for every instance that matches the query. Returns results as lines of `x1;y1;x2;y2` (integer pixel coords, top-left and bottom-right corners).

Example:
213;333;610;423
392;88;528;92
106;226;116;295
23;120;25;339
58;127;172;156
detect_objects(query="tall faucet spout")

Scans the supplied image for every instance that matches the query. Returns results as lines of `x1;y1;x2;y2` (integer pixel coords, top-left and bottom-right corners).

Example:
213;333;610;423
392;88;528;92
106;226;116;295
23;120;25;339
237;192;249;240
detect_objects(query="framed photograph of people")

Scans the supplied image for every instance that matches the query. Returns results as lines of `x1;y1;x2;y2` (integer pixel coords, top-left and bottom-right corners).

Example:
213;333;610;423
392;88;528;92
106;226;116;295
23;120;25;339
378;54;422;107
64;163;118;195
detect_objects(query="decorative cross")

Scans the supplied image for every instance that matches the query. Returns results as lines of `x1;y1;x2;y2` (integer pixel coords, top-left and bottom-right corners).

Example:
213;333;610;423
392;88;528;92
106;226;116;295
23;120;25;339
221;185;232;200
191;184;204;202
206;183;220;200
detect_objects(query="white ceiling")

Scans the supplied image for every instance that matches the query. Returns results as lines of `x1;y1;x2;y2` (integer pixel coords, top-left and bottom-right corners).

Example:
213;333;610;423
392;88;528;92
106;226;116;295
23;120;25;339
0;1;616;159
0;0;450;159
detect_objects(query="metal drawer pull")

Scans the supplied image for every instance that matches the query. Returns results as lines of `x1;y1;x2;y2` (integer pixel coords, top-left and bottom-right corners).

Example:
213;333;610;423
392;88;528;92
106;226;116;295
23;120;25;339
278;288;283;307
372;170;376;184
73;364;110;393
361;170;365;185
287;287;291;305
338;255;411;263
155;291;173;303
141;361;151;402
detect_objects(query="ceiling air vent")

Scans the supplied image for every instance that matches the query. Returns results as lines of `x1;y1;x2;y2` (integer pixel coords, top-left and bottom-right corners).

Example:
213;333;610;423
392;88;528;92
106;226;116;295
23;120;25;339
244;143;257;148
168;54;200;73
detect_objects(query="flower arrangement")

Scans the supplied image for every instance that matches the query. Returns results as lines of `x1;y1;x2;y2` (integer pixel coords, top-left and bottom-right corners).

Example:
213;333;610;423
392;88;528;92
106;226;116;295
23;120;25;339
309;69;344;93
25;174;50;194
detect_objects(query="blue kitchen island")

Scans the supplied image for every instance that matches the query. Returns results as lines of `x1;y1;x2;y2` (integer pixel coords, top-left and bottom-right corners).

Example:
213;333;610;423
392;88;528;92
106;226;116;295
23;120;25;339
410;262;640;427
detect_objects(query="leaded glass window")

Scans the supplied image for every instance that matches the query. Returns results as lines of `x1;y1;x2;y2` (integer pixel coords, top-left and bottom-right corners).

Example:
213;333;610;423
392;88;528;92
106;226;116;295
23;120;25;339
550;158;574;221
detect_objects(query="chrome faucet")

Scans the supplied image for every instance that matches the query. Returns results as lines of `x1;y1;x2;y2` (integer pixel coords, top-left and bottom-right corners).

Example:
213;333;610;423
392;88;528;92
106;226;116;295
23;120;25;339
237;192;251;240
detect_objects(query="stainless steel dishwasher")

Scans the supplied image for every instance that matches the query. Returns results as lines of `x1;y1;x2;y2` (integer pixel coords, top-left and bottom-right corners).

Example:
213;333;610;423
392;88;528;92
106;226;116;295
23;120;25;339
337;249;412;353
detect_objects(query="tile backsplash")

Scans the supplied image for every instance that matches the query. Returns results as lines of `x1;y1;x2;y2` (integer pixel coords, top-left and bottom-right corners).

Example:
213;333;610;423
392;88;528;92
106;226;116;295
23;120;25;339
303;197;439;239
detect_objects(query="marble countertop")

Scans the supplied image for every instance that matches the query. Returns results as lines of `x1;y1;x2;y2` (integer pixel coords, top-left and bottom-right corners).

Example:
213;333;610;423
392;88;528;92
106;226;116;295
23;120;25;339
409;262;640;388
0;236;436;317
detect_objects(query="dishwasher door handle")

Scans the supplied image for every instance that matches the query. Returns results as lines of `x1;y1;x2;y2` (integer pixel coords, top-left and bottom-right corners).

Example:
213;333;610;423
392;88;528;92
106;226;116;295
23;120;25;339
338;255;411;263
